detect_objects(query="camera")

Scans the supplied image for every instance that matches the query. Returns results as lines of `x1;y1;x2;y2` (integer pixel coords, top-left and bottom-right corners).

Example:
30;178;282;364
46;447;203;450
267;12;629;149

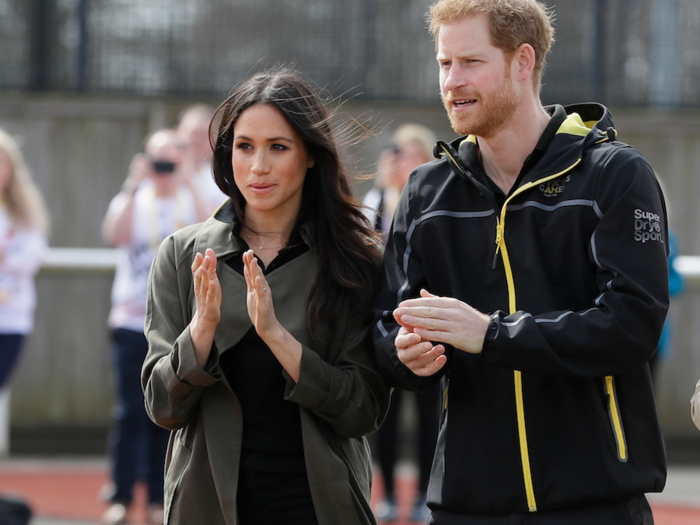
151;160;176;174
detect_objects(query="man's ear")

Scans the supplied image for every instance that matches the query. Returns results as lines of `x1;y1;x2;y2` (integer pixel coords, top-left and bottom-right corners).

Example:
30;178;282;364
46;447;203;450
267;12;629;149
515;43;536;82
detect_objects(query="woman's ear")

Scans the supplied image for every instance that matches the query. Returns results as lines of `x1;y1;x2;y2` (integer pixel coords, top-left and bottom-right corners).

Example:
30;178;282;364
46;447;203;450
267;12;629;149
307;157;315;169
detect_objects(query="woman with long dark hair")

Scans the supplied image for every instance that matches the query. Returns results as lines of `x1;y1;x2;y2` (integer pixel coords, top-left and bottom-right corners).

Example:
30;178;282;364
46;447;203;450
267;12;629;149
142;67;389;525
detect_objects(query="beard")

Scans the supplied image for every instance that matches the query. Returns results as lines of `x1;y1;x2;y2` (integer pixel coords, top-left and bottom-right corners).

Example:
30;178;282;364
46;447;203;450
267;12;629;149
443;73;519;138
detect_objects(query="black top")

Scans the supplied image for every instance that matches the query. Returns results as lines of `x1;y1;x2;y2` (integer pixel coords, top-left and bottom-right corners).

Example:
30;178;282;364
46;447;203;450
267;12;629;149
219;227;310;474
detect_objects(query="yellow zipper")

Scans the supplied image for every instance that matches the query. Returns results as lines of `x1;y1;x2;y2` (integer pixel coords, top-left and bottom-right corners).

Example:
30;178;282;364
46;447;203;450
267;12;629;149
605;376;628;461
495;160;582;513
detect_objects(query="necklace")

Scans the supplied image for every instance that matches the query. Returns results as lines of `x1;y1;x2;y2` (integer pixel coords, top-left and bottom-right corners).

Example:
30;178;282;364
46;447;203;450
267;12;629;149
245;233;284;250
242;225;288;251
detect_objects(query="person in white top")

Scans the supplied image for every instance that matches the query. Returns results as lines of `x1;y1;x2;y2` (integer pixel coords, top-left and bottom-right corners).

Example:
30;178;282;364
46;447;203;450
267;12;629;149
0;129;49;389
101;129;207;525
363;124;437;241
176;104;228;215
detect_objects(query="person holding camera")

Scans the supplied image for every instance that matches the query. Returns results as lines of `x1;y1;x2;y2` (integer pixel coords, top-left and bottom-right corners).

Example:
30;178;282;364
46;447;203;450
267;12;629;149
100;129;209;524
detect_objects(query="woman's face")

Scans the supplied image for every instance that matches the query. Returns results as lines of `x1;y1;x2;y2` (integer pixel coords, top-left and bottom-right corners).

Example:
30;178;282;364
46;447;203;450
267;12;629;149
232;104;313;220
0;149;13;196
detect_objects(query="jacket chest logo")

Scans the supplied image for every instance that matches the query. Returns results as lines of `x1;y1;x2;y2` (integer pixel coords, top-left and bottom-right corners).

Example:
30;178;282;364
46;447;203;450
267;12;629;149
538;175;571;197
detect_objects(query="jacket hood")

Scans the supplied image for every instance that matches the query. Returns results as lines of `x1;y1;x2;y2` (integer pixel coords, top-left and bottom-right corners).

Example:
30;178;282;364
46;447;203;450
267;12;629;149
563;102;616;136
438;102;616;154
435;103;618;201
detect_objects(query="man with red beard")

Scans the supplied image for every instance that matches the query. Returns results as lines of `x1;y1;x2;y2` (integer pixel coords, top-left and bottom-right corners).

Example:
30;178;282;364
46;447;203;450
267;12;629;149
372;1;669;523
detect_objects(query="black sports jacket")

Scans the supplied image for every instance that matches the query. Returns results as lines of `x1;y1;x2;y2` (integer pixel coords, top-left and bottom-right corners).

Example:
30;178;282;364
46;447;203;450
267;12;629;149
372;103;668;516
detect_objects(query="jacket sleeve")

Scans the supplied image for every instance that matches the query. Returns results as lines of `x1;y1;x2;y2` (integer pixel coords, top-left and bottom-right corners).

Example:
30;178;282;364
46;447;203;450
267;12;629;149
371;176;447;392
142;234;222;430
283;303;391;439
482;147;670;377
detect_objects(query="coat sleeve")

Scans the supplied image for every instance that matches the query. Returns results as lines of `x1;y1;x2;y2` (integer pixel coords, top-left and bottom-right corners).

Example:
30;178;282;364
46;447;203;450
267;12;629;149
371;175;447;392
142;233;222;430
284;291;391;439
482;147;670;377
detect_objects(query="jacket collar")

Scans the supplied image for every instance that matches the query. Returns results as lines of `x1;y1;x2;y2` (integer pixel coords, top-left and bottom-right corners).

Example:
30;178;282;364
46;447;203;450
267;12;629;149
194;199;315;261
437;102;617;199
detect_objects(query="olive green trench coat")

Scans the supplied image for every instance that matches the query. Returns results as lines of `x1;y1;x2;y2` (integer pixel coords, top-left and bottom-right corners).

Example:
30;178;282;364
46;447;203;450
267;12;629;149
142;203;390;525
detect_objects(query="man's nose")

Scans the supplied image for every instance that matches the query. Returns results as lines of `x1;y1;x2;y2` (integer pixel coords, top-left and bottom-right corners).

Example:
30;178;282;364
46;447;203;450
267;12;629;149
443;65;466;92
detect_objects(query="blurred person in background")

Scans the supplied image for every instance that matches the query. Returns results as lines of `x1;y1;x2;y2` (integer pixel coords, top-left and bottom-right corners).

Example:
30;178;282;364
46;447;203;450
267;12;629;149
142;67;389;525
100;129;208;525
648;228;683;385
693;378;700;430
363;125;437;243
176;104;228;215
0;129;49;391
363;124;441;523
647;176;683;385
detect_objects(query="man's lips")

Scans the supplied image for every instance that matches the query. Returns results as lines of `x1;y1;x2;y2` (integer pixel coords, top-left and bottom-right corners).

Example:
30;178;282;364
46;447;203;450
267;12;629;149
451;98;477;108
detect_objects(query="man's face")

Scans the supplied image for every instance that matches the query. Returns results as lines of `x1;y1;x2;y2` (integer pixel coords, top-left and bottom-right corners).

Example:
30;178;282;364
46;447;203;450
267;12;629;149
437;14;519;138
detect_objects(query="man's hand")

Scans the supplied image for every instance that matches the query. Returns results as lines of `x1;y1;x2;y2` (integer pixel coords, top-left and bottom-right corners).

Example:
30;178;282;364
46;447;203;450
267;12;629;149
394;289;490;355
394;326;447;376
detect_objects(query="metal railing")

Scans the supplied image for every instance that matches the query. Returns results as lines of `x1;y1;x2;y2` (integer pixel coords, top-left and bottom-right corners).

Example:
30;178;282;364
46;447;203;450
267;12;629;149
42;248;119;273
38;248;700;286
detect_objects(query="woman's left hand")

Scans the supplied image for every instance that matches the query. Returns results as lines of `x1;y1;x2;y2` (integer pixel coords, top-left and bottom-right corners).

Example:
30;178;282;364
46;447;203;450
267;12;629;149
242;249;281;340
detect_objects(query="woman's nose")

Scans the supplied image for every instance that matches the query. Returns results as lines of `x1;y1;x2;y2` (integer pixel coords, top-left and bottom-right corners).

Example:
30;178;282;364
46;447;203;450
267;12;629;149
251;151;270;175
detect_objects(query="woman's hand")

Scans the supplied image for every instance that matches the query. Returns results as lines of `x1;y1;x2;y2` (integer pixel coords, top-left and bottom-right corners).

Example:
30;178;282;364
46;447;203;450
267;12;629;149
242;249;303;381
121;153;149;195
190;248;222;367
242;249;280;338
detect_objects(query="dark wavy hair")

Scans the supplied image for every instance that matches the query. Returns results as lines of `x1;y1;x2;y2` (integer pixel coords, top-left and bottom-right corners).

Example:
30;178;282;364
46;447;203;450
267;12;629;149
211;66;380;341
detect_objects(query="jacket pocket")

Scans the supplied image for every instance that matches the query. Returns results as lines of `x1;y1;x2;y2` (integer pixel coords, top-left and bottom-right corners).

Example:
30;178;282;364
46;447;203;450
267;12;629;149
605;375;628;462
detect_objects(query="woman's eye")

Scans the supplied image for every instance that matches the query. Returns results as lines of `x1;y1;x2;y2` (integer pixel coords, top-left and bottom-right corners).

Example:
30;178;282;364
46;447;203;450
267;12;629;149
235;142;252;150
272;144;288;151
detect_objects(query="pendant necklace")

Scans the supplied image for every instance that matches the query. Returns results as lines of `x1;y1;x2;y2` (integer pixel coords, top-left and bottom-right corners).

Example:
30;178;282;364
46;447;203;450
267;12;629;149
244;232;284;250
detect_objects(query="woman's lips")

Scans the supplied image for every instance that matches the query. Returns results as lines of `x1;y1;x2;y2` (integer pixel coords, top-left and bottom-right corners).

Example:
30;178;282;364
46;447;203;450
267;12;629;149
249;184;275;195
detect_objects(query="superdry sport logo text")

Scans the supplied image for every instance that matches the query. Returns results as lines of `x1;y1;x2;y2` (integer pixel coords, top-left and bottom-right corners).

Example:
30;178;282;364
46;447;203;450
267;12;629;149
634;208;664;244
